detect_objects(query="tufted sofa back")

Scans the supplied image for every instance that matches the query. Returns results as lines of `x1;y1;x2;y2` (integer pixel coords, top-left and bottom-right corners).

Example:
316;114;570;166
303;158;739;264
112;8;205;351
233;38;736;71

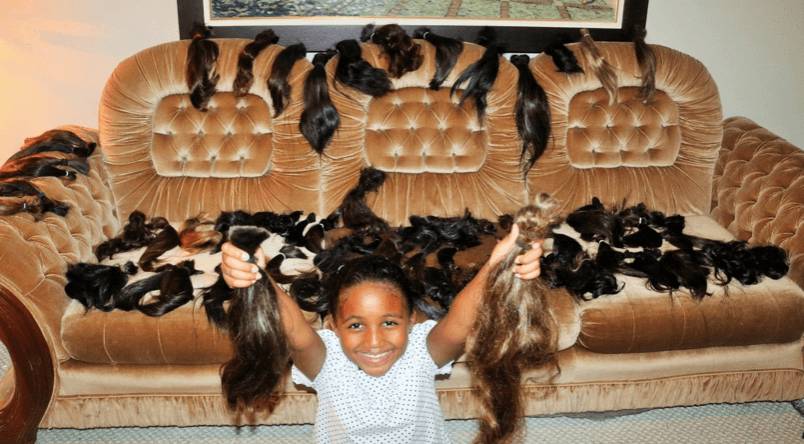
99;39;320;222
527;42;723;215
99;38;723;226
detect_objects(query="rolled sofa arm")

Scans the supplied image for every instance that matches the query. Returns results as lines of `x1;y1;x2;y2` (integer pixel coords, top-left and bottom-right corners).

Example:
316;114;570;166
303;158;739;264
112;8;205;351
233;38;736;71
711;117;804;289
0;126;119;443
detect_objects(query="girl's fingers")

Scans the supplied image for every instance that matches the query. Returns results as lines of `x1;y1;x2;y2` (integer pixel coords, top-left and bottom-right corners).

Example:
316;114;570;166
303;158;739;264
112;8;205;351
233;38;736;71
514;241;542;280
221;242;263;288
488;224;520;267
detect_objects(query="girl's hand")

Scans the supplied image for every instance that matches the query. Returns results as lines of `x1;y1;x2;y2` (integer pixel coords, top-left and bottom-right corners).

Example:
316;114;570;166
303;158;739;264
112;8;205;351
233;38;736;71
488;223;543;280
220;242;266;288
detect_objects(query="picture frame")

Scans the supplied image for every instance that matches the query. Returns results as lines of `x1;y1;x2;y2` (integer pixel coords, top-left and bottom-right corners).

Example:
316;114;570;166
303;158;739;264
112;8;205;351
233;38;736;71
176;0;648;53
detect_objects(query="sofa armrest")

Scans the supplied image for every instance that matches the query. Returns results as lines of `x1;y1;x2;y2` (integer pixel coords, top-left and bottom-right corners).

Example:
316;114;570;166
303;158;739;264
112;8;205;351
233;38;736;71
711;117;804;289
0;126;121;440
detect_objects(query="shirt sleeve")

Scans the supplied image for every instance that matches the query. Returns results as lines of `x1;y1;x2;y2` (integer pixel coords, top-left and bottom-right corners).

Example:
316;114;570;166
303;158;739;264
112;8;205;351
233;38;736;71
412;319;453;376
291;328;340;388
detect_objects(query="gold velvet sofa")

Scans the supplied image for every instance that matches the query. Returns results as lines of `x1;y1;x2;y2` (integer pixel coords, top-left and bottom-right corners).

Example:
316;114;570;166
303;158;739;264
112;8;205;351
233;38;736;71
2;37;804;443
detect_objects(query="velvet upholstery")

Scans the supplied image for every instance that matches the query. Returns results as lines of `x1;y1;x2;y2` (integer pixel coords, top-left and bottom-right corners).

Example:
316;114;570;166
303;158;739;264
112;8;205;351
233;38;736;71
1;37;803;441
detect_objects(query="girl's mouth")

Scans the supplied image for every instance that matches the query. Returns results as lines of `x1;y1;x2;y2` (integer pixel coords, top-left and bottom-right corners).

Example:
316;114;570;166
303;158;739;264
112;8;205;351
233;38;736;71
357;350;392;365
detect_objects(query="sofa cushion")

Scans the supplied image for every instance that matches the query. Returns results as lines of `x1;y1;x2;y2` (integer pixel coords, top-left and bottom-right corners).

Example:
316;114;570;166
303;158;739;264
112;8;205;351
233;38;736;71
576;216;804;353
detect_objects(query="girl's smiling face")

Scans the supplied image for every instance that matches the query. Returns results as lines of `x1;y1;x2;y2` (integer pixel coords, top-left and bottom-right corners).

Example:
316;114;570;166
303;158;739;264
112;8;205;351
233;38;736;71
333;281;415;377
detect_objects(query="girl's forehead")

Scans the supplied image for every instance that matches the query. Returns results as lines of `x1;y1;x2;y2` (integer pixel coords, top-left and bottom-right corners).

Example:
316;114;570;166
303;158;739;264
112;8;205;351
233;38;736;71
339;282;406;316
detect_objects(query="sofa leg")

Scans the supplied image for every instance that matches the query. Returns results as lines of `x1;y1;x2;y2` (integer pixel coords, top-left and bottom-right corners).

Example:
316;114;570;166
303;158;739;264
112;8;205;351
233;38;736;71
0;287;55;444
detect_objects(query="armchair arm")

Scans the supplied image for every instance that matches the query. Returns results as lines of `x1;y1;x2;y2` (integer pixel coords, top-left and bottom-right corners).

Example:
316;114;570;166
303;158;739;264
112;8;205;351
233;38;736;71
711;117;804;289
0;125;120;440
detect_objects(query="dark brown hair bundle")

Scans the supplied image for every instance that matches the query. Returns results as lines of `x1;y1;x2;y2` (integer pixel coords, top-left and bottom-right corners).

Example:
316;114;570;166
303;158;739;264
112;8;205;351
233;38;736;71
412;27;464;90
361;24;423;78
333;39;392;97
0;155;88;181
268;42;307;117
299;49;340;154
510;54;551;176
0;180;69;219
10;129;96;162
220;226;291;411
451;27;502;124
468;194;562;444
232;29;279;97
186;25;220;111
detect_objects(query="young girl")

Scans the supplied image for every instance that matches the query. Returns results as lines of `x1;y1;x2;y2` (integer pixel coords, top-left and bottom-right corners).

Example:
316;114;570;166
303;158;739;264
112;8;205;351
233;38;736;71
221;224;542;443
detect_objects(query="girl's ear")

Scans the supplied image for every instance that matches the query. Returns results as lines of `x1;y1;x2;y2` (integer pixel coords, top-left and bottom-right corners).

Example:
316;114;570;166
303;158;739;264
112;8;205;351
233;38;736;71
408;310;417;332
324;314;337;334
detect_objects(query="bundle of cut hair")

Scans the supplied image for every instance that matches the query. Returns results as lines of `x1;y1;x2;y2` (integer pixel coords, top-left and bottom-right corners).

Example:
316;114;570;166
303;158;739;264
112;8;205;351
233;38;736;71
0;155;88;181
114;260;201;317
468;193;562;444
361;24;423;79
64;261;138;311
543;36;583;74
632;25;657;104
578;29;618;106
510;54;551;176
232;29;279;97
186;24;220;111
333;39;392;97
451;27;503;123
0;179;69;219
220;226;291;411
10;129;96;162
94;210;171;261
268;42;307;117
412;27;464;90
327;167;390;235
300;49;340;154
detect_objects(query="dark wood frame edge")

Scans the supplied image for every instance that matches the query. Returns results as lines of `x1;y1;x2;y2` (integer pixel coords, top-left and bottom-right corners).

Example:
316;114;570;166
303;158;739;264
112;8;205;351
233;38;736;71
0;286;55;444
176;0;648;53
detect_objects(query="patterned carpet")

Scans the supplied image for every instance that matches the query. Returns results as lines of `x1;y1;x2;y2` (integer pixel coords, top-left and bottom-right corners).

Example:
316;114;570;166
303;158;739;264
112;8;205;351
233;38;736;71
210;0;616;21
0;342;803;443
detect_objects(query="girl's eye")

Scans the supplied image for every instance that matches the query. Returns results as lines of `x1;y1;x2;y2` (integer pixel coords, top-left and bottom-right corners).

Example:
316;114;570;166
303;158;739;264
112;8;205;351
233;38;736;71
383;320;398;327
347;323;362;329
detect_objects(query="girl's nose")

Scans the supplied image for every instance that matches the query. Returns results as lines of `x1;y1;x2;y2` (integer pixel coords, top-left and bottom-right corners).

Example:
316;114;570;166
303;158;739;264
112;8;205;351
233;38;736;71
366;326;383;348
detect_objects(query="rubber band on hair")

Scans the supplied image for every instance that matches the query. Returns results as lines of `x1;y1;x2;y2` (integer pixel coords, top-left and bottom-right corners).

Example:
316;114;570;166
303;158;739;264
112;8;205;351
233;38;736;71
422;32;429;39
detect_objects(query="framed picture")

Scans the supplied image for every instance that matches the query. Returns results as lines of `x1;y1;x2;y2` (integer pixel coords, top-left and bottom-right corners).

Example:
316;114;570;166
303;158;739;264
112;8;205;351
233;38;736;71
176;0;648;53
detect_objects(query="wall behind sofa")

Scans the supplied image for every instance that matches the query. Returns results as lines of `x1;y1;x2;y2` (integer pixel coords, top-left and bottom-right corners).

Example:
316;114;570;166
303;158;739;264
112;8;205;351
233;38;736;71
1;0;802;163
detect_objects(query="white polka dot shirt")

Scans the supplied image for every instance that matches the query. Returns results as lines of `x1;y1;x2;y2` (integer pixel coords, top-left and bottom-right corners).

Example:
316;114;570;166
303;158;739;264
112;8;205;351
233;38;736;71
292;320;453;444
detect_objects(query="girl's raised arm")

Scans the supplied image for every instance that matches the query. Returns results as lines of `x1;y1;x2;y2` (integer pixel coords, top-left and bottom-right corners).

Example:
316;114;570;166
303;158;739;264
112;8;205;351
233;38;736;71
221;242;326;380
426;224;543;367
